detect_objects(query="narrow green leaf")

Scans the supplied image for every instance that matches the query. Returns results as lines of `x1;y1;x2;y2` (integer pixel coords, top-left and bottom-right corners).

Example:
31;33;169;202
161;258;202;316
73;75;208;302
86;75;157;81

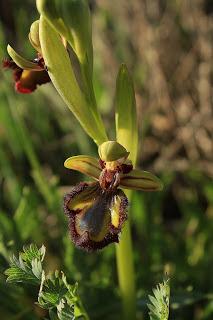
61;0;94;104
115;64;138;166
39;16;107;145
7;45;40;70
37;0;92;65
14;188;39;240
61;0;93;64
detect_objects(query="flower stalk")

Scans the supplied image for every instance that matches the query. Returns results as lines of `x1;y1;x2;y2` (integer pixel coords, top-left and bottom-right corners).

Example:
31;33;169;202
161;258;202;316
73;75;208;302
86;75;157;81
116;208;136;319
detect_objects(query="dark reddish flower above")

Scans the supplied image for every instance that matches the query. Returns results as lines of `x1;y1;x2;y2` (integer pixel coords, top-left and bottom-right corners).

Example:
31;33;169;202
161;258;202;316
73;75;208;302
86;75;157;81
3;20;50;94
3;56;50;94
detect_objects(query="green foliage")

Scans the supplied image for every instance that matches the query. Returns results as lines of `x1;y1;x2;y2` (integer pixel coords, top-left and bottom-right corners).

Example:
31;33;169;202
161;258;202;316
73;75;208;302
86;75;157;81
5;244;45;285
5;244;89;320
39;16;107;145
147;279;170;320
115;64;138;166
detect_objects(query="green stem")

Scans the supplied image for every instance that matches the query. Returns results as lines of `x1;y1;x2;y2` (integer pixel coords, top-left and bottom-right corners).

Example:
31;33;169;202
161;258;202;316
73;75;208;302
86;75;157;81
116;191;136;320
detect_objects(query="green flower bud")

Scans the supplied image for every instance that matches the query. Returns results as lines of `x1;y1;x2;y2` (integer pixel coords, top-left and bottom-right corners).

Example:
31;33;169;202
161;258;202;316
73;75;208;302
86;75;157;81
29;20;41;53
98;141;129;162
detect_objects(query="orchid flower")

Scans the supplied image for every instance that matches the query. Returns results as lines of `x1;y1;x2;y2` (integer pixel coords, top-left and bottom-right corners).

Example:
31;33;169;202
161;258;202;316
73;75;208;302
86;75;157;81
3;20;50;93
64;141;163;252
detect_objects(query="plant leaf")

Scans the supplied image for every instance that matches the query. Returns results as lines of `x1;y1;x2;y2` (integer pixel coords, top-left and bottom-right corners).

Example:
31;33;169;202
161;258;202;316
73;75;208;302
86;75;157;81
61;0;93;64
4;244;89;319
38;271;68;309
147;278;170;320
39;16;107;145
5;244;45;285
14;187;40;240
37;0;72;44
115;64;138;166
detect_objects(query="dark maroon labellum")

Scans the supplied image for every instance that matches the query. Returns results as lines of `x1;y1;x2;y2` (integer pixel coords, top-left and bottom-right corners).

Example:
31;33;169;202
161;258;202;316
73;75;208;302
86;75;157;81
64;182;128;252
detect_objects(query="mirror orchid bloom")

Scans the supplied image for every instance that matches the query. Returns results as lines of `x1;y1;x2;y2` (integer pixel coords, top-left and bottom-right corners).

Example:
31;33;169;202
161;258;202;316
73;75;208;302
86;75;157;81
64;141;163;252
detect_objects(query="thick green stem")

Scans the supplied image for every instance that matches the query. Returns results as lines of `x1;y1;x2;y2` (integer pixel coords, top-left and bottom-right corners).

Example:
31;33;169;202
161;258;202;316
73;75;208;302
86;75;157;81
116;191;136;319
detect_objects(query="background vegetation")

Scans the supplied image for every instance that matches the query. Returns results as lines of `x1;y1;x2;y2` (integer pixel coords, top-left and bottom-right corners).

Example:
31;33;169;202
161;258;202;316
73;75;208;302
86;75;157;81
0;0;212;319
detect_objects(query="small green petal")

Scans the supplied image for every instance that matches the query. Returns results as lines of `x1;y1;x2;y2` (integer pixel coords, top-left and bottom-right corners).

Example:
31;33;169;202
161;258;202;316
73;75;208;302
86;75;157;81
120;169;163;191
98;141;129;162
64;155;101;180
7;45;41;70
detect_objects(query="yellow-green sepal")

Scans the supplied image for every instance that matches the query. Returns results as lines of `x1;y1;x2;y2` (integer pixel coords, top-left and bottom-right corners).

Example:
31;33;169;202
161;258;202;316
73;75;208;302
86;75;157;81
115;64;138;166
98;141;129;162
120;169;163;191
7;45;40;70
64;155;101;180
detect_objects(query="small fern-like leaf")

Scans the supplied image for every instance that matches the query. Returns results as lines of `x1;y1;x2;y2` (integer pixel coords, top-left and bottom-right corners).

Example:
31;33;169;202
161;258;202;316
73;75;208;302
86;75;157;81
147;278;170;320
5;244;45;285
4;244;89;319
38;271;68;309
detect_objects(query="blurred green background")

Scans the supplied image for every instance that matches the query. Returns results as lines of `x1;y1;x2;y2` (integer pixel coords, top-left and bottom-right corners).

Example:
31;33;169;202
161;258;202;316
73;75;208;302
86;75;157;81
0;0;212;319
